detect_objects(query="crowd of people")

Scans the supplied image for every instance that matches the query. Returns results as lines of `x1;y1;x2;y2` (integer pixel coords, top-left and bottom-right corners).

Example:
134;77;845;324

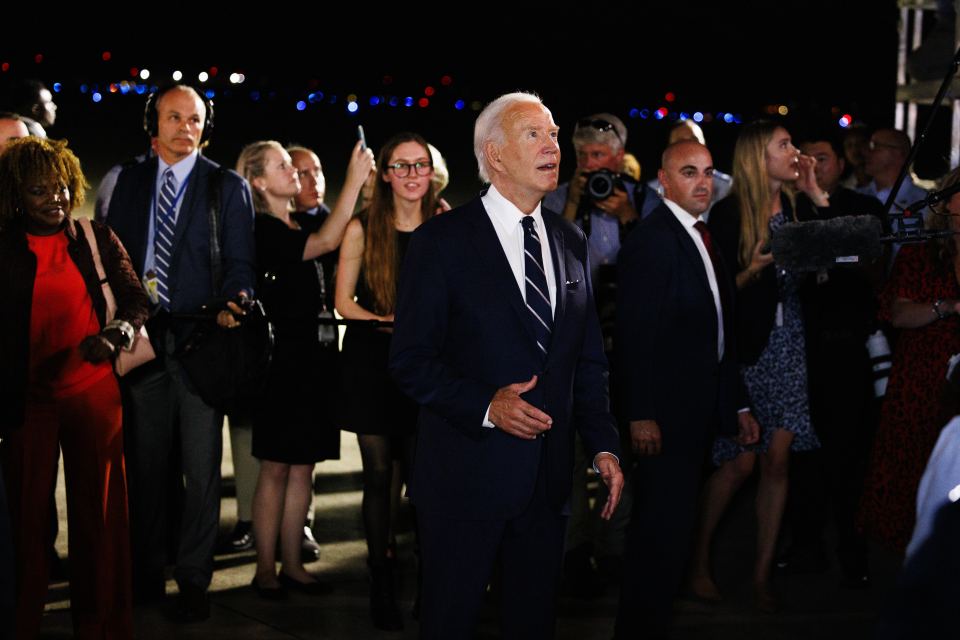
0;78;957;639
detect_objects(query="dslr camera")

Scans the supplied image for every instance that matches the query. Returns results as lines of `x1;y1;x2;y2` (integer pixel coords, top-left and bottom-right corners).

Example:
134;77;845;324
583;169;627;202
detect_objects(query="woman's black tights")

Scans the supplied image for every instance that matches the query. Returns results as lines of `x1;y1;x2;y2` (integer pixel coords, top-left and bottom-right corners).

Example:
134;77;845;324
357;434;414;563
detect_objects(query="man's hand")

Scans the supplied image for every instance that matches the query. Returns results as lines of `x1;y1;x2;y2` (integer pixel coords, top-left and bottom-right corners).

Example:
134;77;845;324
595;187;638;225
217;292;249;329
630;419;662;456
594;453;624;520
489;375;552;440
737;411;761;446
567;171;587;207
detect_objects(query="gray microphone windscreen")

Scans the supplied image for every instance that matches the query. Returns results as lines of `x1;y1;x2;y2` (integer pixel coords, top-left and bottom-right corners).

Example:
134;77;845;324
771;215;883;272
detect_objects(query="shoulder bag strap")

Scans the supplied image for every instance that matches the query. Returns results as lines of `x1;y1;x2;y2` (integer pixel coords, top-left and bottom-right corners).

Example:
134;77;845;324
207;166;225;295
77;218;117;321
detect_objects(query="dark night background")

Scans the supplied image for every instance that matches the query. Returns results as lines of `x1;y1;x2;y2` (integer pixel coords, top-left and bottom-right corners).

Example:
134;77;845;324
1;2;946;211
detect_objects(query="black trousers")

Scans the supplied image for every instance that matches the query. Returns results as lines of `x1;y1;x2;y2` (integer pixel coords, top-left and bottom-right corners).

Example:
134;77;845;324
615;448;706;639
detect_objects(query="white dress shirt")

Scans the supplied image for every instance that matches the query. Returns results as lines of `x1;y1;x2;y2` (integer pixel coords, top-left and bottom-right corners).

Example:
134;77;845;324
482;185;557;314
480;185;557;429
663;198;725;361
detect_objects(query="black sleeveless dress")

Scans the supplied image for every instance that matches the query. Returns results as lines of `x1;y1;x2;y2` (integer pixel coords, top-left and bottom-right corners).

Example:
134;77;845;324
252;214;340;463
338;229;418;435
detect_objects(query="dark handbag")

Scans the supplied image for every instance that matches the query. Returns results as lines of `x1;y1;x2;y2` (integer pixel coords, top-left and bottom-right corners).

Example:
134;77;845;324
176;167;274;413
178;299;274;413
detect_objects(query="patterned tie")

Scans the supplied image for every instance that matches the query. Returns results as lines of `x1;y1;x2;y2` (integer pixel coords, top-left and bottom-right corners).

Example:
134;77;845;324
154;168;177;310
521;216;553;358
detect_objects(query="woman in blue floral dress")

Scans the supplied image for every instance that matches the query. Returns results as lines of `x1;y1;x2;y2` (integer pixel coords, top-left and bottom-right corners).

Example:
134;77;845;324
687;121;825;611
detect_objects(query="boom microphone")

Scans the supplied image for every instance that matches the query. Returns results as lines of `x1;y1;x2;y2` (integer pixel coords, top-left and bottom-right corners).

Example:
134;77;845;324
771;216;883;272
903;181;960;216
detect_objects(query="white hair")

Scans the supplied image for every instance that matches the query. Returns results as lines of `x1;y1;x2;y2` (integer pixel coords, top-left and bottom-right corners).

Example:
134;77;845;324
474;92;544;184
572;112;627;154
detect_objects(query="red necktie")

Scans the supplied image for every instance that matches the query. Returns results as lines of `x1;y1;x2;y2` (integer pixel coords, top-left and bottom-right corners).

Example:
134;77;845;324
693;220;731;324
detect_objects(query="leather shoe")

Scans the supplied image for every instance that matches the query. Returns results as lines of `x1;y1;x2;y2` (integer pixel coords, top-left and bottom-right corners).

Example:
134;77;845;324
278;571;333;596
171;583;209;623
230;520;255;552
301;525;321;563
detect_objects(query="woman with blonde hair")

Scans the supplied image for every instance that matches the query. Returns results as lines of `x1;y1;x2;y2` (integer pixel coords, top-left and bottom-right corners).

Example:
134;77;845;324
236;138;373;598
689;120;827;610
336;131;437;631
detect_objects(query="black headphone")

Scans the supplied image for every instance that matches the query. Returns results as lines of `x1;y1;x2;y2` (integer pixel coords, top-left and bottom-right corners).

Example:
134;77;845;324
142;84;215;145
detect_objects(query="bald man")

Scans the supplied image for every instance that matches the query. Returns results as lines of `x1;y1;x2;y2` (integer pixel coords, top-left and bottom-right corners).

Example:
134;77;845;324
647;120;733;218
614;140;757;638
0;113;28;154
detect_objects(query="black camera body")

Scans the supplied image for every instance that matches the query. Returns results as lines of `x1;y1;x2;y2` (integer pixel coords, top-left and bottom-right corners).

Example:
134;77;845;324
584;169;627;202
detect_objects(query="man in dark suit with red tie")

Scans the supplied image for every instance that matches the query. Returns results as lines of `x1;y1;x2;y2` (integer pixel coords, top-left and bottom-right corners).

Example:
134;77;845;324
613;140;758;638
390;92;624;639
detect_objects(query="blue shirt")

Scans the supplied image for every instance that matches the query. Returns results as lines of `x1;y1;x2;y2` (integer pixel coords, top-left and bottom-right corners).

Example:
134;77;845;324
144;151;199;277
857;176;928;262
542;179;661;280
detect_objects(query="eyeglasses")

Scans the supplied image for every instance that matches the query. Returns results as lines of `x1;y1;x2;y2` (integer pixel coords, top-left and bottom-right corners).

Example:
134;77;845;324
868;140;901;152
387;161;433;177
577;118;623;145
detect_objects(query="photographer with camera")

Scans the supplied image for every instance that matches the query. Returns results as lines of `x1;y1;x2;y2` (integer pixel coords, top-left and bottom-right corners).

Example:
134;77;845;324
543;114;660;593
544;113;660;282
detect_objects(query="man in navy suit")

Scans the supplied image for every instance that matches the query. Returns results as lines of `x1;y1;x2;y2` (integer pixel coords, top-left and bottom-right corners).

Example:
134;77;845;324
390;92;624;639
613;140;758;638
106;84;255;621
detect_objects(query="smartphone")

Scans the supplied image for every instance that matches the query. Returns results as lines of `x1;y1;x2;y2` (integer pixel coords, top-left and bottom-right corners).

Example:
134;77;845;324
357;125;367;151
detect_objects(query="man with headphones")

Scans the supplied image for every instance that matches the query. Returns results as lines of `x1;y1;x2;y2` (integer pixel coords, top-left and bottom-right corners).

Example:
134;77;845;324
106;84;255;622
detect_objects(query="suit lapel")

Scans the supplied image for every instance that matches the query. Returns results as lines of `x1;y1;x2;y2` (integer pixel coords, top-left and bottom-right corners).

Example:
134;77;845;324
665;208;713;297
543;214;567;359
133;158;158;273
467;199;540;348
171;158;206;254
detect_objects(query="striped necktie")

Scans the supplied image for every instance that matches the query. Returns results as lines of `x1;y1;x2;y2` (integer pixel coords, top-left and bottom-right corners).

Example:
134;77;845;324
521;216;553;358
154;168;177;310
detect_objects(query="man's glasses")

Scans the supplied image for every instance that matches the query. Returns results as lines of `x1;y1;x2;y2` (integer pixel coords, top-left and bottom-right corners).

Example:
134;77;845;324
387;161;434;177
868;140;901;152
577;118;623;145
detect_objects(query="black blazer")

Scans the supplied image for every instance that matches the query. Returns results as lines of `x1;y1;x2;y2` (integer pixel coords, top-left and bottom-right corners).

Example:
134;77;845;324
389;197;620;520
710;194;779;365
615;203;742;450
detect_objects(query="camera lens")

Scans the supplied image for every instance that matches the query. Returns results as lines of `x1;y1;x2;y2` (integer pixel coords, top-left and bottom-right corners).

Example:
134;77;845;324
586;170;616;201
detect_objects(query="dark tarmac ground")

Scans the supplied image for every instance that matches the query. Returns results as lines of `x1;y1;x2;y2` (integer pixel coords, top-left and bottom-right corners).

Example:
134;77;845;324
37;432;901;639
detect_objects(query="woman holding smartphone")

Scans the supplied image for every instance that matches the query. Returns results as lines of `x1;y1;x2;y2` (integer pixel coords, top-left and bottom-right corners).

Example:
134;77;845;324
237;138;373;598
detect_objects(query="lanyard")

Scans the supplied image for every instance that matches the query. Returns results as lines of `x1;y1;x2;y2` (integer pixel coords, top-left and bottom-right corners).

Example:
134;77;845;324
151;168;194;226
